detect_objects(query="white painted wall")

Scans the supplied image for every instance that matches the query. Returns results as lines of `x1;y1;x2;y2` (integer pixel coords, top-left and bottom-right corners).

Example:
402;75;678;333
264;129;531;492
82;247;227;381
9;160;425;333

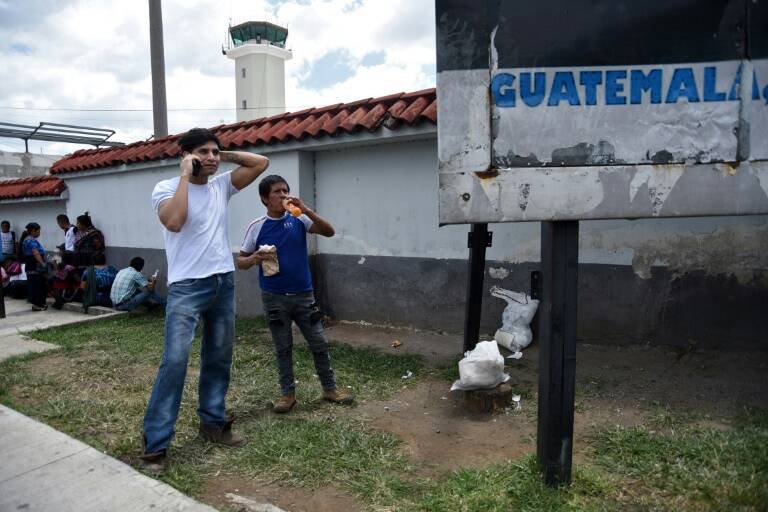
6;136;764;282
61;151;304;254
314;139;768;278
0;200;67;253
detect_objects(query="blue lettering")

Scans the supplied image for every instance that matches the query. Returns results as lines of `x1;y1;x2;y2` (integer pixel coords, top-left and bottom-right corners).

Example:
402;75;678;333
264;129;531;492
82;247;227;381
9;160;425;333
547;71;580;106
491;73;516;107
666;68;700;103
703;67;726;102
630;69;662;104
606;70;627;105
520;72;546;106
579;71;602;106
753;71;761;101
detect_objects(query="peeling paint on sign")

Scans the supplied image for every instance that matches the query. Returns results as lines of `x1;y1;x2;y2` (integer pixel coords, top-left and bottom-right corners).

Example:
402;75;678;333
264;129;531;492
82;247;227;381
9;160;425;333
436;0;768;223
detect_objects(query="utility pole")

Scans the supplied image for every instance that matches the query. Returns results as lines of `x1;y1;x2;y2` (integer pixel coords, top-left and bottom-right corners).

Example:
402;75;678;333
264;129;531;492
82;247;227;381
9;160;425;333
148;0;168;137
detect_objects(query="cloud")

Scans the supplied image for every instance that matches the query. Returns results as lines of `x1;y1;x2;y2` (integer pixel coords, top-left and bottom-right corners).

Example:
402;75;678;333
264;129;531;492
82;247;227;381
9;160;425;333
0;0;436;155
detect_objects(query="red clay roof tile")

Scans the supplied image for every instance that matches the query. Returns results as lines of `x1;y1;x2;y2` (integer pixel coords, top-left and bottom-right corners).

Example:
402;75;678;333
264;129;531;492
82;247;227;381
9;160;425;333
50;88;437;175
0;175;66;201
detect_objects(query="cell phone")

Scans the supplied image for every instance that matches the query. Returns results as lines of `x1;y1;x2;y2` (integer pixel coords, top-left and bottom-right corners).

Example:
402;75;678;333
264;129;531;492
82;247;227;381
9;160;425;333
192;159;202;177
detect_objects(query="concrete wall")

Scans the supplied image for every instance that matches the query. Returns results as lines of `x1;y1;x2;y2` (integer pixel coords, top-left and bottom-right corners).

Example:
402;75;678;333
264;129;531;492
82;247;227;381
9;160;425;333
6;135;765;349
0;151;59;180
0;199;67;253
312;139;768;349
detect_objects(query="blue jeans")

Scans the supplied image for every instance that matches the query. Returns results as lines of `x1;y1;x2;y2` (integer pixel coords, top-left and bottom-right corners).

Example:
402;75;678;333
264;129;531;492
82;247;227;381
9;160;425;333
115;289;166;311
262;291;336;396
143;272;235;453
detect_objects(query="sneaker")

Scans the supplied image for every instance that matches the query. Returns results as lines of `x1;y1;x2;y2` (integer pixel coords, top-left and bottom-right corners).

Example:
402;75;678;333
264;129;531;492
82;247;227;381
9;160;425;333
322;388;355;405
31;304;48;311
199;414;246;447
272;393;297;414
139;435;167;474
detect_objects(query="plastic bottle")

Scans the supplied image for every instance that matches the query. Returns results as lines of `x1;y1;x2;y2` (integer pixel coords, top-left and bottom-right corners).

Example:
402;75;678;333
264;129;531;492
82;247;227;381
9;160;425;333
283;199;302;217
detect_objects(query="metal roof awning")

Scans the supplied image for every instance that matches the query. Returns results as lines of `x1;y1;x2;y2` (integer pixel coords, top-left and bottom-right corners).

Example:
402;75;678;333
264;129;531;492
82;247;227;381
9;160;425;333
0;121;124;152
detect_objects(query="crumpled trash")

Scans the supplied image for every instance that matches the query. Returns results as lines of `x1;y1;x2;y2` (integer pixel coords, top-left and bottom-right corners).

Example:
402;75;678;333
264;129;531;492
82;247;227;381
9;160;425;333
391;339;402;348
401;370;413;380
491;286;539;353
257;244;279;276
450;340;510;391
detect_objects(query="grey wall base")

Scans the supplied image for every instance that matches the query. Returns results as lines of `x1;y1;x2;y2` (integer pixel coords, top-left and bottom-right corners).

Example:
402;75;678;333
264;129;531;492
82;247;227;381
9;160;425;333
314;254;767;351
105;247;767;350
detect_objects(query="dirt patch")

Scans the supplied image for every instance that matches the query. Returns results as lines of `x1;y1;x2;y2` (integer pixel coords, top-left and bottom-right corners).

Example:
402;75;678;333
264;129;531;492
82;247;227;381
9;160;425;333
355;377;536;476
200;475;364;512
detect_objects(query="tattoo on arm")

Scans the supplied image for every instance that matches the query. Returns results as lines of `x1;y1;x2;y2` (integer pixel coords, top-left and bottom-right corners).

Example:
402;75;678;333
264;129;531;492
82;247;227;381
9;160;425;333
222;152;246;165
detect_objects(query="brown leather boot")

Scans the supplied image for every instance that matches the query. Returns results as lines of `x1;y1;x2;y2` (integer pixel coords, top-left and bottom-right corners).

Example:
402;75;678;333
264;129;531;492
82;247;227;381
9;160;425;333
322;388;355;405
272;393;297;413
139;434;167;474
199;414;246;447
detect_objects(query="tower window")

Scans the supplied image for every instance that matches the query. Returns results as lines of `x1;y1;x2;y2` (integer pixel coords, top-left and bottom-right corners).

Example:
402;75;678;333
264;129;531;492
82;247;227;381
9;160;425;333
241;68;246;78
242;100;247;110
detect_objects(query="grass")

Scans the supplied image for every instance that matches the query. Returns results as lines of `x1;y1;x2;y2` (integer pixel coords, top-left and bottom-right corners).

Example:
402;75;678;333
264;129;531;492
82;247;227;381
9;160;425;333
591;408;768;511
2;314;766;511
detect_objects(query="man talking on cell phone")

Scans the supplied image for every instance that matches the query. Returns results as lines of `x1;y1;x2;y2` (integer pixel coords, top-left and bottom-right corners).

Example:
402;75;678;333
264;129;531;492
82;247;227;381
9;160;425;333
139;128;269;472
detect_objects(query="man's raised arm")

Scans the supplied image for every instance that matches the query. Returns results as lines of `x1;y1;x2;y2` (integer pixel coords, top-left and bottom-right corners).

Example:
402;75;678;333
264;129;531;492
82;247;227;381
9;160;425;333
158;154;196;232
224;151;270;191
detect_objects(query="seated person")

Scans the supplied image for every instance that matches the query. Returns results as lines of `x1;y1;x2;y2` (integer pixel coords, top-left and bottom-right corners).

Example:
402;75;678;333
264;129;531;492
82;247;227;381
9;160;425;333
110;257;166;312
50;251;82;310
81;252;117;307
5;260;27;299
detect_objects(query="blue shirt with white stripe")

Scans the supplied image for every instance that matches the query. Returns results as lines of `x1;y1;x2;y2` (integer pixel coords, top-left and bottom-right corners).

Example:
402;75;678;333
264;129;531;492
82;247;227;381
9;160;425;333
241;212;314;294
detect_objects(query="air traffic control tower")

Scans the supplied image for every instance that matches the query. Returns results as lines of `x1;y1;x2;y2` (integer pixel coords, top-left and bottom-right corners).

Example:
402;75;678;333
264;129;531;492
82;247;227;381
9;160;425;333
224;21;292;121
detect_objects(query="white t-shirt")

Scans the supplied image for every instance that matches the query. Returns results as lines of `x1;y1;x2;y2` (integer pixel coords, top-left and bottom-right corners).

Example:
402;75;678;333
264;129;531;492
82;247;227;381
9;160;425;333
64;225;76;251
152;172;238;284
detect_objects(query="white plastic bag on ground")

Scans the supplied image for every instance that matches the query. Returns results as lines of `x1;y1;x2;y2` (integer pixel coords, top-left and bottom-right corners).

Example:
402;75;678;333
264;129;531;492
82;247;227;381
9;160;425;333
491;286;539;353
450;340;510;391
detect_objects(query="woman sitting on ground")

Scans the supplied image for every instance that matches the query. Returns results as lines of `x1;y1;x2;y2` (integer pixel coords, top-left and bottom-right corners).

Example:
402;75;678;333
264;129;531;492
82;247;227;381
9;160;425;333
81;251;117;307
74;212;105;267
20;222;48;311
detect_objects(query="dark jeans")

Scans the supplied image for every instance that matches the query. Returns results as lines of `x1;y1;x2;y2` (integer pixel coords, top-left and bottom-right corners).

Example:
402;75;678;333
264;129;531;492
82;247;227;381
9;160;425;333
262;291;336;396
143;272;235;453
26;272;46;307
115;289;166;311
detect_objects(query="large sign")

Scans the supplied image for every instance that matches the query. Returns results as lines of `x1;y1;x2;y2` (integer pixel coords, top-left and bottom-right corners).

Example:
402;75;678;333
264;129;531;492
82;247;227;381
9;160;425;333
436;0;768;223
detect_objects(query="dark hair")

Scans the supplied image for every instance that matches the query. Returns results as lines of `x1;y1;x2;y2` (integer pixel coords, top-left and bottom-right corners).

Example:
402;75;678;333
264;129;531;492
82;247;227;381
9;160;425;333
179;128;221;153
92;251;106;265
17;222;40;259
258;175;289;202
56;214;70;223
1;220;9;227
130;256;145;271
77;212;93;228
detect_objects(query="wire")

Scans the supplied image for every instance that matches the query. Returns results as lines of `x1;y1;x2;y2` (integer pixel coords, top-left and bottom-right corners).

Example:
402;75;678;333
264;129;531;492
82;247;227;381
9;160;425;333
0;105;313;112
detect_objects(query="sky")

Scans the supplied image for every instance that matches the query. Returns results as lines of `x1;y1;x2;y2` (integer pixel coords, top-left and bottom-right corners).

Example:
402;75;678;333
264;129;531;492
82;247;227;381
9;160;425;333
0;0;436;155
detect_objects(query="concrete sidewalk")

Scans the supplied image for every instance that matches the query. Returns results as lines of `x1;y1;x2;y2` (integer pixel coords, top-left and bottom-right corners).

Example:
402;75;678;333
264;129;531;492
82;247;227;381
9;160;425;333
0;296;218;512
0;405;217;512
